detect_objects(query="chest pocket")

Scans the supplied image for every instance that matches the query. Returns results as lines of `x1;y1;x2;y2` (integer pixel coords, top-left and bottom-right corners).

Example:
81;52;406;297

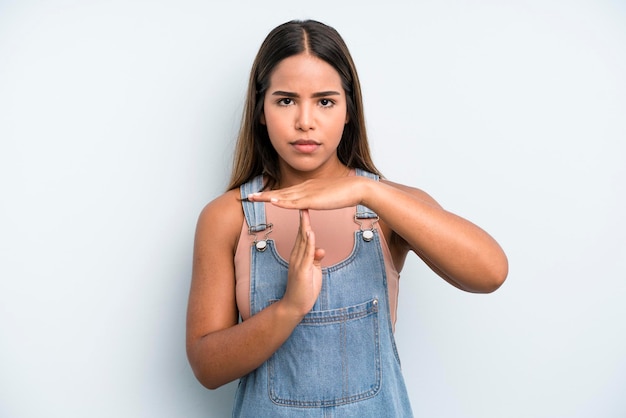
267;298;381;407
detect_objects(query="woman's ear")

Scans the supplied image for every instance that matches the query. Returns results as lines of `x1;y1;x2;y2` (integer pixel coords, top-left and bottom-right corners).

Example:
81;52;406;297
260;112;266;125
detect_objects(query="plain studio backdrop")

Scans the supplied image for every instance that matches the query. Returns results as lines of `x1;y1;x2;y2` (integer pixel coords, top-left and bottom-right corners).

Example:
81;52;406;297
1;0;625;417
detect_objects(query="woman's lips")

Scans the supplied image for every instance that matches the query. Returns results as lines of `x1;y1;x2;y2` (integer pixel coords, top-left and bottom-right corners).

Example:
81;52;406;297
291;139;320;153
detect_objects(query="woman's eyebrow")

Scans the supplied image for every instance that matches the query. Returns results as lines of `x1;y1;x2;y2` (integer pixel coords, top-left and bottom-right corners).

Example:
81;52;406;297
271;90;342;98
312;91;341;98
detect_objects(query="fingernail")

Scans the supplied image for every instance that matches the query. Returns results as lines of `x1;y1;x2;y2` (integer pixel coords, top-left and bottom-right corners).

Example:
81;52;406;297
270;197;278;203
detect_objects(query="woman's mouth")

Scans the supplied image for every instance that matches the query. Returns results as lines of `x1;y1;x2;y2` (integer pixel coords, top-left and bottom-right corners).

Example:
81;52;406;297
291;139;320;153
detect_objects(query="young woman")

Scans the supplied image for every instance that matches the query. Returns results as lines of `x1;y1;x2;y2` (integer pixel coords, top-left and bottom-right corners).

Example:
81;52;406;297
186;19;508;417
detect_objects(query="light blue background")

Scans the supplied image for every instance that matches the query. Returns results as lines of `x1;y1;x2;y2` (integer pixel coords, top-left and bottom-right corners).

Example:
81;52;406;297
1;1;625;417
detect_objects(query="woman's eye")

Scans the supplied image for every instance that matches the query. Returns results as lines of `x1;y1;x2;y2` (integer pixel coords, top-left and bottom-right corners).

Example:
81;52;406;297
278;98;294;106
319;99;334;107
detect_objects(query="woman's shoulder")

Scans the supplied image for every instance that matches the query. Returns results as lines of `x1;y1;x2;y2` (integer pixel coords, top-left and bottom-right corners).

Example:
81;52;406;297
200;187;242;214
196;188;244;248
380;178;441;208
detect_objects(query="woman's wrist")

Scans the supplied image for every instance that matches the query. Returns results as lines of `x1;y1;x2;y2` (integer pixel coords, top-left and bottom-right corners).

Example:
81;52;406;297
273;298;306;328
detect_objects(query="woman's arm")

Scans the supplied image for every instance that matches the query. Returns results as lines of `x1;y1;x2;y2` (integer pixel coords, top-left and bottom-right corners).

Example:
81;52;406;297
186;191;323;389
247;176;508;293
367;179;508;293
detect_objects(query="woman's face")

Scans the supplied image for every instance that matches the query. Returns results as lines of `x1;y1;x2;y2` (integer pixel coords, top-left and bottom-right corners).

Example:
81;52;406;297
261;53;348;182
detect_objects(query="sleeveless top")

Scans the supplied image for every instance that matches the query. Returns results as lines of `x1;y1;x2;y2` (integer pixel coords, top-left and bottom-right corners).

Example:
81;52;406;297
234;170;401;330
231;169;413;417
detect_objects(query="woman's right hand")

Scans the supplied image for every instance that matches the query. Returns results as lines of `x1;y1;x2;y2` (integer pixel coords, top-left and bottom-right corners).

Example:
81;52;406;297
280;209;325;318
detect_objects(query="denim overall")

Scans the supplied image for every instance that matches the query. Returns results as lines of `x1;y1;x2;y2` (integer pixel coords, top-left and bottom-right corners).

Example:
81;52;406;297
233;169;413;417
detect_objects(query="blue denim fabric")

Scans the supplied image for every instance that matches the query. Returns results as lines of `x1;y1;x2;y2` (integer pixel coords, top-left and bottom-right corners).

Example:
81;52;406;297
234;171;413;417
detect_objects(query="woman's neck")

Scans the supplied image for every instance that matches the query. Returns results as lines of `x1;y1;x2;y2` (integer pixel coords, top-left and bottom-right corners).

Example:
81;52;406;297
276;161;350;189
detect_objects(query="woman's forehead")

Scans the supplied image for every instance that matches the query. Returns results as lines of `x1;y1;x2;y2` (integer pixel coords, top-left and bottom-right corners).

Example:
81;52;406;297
268;54;343;92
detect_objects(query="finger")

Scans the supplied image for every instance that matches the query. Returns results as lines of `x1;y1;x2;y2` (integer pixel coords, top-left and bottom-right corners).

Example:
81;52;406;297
299;208;311;232
289;209;310;265
289;229;307;266
293;210;315;266
313;248;325;265
247;192;300;209
246;191;278;203
301;230;318;281
299;209;313;259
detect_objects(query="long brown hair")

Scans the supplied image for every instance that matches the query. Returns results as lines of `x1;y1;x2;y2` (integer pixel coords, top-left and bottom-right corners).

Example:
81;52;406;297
227;20;381;191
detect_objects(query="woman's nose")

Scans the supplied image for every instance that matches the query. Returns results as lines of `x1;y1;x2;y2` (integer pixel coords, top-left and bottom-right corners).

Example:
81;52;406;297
295;104;314;131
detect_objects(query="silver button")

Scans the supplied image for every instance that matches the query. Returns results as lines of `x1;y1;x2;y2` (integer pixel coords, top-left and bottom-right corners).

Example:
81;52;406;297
255;240;267;252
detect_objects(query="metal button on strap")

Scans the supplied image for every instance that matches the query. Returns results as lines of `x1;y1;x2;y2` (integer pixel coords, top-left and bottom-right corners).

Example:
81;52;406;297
255;240;267;252
362;230;374;242
250;223;273;252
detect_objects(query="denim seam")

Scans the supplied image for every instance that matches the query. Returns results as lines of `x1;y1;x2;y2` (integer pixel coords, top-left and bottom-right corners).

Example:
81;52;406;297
267;302;381;408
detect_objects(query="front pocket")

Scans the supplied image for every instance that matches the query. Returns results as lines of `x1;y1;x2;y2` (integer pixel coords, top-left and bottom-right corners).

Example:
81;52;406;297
268;299;381;408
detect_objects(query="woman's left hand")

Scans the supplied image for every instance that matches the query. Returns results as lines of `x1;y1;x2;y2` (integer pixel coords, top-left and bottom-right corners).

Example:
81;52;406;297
247;176;369;210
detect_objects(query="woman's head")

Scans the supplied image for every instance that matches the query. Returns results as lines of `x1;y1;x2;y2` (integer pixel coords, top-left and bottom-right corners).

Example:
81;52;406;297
228;19;380;190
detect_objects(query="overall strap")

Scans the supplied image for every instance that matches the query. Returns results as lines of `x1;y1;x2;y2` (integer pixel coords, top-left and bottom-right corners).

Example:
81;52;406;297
355;168;379;219
239;175;269;232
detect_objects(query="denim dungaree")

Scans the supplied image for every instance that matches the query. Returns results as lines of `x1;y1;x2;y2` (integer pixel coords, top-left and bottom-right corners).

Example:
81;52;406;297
233;169;413;417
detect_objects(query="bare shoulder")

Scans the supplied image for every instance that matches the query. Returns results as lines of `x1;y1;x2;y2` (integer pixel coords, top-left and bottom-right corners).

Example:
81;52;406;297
196;188;244;248
380;178;442;209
